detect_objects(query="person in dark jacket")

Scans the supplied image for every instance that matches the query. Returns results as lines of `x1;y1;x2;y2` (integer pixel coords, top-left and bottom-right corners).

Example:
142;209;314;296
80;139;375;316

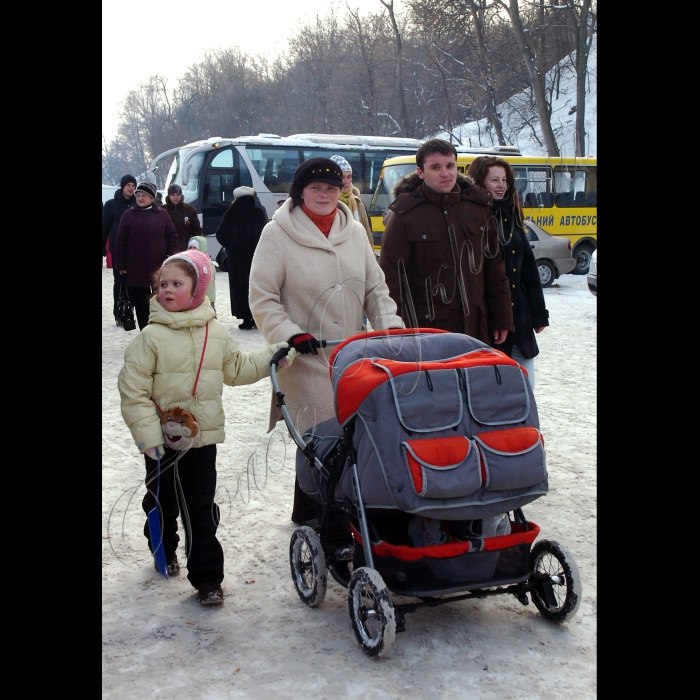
215;186;268;330
466;156;549;389
379;139;513;345
163;184;204;251
102;175;137;322
114;181;180;330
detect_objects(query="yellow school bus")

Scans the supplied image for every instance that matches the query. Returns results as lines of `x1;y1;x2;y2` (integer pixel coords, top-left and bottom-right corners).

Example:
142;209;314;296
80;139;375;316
369;151;597;275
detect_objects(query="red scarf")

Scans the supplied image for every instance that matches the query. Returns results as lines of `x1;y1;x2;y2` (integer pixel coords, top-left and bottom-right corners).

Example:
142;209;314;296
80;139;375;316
302;204;337;237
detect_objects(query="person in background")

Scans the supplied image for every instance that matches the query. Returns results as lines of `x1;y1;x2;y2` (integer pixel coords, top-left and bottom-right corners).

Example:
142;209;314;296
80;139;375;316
466;156;549;389
215;186;268;330
248;157;403;526
188;236;217;316
103;174;138;322
329;154;374;250
163;184;204;251
118;249;296;605
379;139;513;346
114;182;180;330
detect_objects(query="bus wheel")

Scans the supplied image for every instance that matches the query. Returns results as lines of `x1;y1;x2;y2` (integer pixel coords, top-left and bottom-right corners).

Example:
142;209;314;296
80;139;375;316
572;243;595;275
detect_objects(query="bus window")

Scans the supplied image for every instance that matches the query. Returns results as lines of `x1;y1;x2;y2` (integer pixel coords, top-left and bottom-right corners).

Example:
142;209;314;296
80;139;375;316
246;147;300;193
553;165;597;208
513;167;528;197
183;152;206;204
368;162;417;216
522;167;552;208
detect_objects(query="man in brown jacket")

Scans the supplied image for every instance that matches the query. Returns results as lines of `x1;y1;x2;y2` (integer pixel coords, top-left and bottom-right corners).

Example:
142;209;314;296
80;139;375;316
163;184;204;250
378;139;513;346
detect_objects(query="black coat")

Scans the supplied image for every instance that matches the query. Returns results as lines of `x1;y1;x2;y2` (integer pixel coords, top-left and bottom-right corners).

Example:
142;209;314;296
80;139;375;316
492;196;549;359
163;197;204;251
102;188;136;255
215;195;268;318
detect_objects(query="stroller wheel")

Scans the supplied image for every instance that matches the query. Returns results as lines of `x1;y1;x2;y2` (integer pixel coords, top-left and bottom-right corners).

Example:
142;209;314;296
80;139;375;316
347;567;396;658
530;539;582;623
289;526;327;607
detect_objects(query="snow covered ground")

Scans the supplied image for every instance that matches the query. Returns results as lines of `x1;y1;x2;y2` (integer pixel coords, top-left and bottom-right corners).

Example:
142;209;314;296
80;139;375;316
102;266;596;698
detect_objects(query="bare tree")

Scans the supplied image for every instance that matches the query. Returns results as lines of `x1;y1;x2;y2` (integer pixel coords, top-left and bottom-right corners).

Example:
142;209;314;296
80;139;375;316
561;0;596;155
465;0;506;144
496;0;560;156
380;0;411;136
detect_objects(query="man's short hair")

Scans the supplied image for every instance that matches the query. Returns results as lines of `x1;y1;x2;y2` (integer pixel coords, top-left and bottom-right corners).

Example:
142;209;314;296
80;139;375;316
416;139;457;170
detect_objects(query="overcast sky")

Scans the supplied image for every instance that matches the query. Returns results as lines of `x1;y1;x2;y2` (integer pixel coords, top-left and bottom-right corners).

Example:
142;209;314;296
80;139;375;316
102;0;397;144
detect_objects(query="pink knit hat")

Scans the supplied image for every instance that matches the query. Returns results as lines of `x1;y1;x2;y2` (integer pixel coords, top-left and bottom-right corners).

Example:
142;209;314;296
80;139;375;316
162;250;212;310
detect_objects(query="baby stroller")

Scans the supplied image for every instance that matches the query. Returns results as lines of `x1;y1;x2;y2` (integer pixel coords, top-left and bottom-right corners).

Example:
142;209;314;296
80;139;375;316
270;328;582;658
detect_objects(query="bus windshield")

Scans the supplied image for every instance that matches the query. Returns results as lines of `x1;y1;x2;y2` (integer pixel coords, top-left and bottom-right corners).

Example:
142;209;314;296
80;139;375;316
369;163;417;215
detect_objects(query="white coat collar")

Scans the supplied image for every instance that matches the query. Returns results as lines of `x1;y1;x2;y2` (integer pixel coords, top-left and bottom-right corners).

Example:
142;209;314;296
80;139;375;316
271;199;355;250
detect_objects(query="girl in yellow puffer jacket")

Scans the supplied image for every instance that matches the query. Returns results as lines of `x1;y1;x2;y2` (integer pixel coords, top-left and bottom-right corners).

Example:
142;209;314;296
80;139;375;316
118;249;296;605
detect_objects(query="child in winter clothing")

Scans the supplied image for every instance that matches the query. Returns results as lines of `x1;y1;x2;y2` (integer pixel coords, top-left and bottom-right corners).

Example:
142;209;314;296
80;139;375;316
118;249;296;605
187;236;217;315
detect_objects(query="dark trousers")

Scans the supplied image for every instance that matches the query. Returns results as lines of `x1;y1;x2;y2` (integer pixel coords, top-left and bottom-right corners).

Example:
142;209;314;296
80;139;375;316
142;444;224;589
227;268;254;324
128;286;152;331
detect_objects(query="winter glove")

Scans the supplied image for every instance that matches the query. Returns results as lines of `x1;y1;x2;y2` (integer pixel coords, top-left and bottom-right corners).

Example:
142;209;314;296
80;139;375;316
269;341;297;369
146;445;166;460
288;333;323;355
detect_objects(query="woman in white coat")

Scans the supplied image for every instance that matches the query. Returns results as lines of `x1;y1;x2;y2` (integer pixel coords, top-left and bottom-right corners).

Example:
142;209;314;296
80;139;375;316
249;157;403;525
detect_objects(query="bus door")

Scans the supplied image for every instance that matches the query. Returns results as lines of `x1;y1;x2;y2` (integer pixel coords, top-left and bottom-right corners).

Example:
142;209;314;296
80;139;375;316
200;147;253;239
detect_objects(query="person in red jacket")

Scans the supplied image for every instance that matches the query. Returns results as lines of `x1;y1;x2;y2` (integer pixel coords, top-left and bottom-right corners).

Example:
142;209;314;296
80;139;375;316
114;182;180;330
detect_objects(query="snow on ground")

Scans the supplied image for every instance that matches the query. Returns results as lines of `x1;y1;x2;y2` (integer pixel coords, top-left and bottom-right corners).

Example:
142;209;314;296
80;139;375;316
102;265;596;699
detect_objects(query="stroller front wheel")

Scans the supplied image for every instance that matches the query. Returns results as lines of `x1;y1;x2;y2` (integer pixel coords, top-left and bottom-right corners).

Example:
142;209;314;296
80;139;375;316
530;539;582;623
290;526;328;607
348;567;396;658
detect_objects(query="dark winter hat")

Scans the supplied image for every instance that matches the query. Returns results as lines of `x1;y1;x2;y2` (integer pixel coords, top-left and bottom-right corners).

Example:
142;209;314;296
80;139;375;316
120;174;137;189
135;181;157;200
162;250;212;310
288;157;343;207
168;184;183;196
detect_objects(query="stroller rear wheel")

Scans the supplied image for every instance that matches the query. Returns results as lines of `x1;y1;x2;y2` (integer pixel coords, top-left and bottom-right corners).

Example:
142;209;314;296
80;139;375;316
530;539;582;623
348;567;396;658
290;526;328;607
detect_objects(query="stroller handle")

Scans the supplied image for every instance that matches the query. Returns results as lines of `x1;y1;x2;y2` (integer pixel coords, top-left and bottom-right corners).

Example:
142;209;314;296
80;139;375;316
270;338;340;368
271;345;292;368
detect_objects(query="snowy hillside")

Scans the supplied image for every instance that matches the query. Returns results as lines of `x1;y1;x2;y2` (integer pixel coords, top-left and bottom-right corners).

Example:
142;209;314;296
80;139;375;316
432;34;597;158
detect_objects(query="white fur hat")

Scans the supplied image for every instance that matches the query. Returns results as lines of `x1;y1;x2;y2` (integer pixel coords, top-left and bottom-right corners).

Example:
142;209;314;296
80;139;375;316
233;186;255;199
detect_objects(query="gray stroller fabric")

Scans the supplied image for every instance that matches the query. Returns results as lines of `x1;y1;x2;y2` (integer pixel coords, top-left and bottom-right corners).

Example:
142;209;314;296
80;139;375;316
330;331;548;520
295;417;346;503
